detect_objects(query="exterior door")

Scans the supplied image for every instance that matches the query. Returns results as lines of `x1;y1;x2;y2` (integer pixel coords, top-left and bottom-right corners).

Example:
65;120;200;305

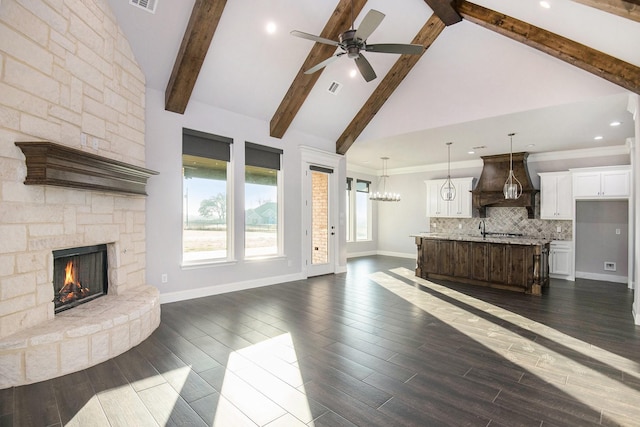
307;166;335;276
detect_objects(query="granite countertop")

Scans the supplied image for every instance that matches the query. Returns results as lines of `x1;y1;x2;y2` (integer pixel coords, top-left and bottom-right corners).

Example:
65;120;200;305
412;232;552;246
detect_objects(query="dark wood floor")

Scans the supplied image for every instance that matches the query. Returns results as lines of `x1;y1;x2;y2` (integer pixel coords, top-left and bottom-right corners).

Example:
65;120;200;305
2;255;639;426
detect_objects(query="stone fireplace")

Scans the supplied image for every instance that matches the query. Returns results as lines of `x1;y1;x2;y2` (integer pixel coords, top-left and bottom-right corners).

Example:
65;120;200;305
0;0;160;388
0;143;160;388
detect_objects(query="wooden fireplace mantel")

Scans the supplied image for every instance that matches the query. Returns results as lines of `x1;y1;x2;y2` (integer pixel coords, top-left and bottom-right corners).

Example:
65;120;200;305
15;141;158;195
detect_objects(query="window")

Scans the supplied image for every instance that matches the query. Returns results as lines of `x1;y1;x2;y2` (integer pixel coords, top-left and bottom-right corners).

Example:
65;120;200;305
245;142;283;257
346;178;352;242
355;179;371;241
182;129;232;263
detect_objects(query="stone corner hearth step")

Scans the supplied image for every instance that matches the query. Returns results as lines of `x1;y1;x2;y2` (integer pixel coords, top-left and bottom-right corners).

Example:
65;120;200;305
0;285;161;389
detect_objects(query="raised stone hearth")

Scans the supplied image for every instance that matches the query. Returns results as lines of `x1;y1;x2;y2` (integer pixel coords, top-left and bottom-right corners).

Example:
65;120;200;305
0;285;160;388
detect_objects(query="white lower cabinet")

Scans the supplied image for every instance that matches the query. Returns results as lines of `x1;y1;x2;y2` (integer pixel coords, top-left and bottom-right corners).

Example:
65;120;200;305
549;240;573;280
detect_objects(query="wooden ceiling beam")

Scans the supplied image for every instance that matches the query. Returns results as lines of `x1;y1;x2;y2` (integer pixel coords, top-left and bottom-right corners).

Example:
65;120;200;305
165;0;226;114
336;14;446;155
456;1;640;96
423;0;462;25
570;0;640;23
270;0;368;139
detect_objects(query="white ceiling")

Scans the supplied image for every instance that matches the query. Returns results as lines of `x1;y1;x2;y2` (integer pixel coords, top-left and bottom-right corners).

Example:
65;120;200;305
107;0;640;172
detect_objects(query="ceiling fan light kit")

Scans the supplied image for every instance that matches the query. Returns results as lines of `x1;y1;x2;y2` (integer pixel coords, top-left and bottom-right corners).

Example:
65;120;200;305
291;7;424;82
370;157;400;202
503;133;523;200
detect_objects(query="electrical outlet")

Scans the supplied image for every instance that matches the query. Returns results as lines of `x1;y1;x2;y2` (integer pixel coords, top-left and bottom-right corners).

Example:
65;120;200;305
458;223;462;229
556;226;561;233
81;133;87;146
616;228;621;235
604;262;616;272
161;273;168;283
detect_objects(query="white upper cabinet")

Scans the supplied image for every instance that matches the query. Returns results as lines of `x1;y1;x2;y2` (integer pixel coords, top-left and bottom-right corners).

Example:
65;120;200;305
571;166;630;199
539;172;573;219
426;177;474;218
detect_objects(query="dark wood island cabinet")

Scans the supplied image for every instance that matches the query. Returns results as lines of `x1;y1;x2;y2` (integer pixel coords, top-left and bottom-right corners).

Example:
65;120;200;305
415;234;550;295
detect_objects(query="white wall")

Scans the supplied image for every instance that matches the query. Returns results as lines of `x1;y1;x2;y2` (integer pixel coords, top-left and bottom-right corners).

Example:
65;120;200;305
575;201;629;282
145;89;341;302
632;94;640;325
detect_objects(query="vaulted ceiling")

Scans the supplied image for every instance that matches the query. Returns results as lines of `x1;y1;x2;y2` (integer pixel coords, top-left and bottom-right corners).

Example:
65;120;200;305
108;0;640;171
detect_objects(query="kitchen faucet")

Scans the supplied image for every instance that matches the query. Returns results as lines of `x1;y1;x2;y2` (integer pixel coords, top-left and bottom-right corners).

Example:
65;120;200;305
479;220;486;239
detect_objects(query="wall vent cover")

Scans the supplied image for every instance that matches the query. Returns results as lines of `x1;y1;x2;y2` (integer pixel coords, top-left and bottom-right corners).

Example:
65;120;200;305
327;81;343;95
129;0;157;14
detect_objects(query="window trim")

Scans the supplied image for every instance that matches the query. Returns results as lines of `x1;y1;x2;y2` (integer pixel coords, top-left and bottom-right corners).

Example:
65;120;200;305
181;128;234;265
346;177;353;242
244;142;284;259
354;179;372;242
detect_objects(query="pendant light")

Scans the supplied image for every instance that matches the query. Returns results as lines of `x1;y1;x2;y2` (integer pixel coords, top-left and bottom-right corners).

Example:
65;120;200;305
370;157;400;202
503;132;522;200
440;142;456;201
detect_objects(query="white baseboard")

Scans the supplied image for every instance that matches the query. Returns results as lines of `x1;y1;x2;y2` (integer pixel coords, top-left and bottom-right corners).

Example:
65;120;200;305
346;250;377;259
347;250;416;259
634;305;640;326
161;252;414;304
376;251;416;259
159;272;305;304
574;271;628;284
550;273;575;281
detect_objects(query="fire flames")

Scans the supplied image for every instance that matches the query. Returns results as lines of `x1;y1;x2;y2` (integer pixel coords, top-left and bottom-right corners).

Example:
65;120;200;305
57;260;91;304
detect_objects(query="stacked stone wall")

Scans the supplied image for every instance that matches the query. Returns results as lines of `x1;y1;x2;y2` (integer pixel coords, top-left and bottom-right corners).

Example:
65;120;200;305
0;0;148;339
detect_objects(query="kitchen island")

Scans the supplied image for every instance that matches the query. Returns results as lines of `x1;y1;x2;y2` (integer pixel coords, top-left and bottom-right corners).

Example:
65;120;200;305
414;233;550;295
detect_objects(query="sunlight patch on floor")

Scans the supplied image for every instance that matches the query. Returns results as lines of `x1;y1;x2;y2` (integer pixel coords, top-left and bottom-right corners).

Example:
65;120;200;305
66;394;110;426
145;365;192;426
369;268;640;424
214;333;313;427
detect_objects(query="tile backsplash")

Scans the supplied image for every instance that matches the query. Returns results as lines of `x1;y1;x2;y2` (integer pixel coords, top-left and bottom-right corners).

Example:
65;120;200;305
431;207;572;241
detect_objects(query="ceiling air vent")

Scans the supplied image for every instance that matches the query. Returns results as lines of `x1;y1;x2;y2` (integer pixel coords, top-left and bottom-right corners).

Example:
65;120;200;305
129;0;157;14
327;81;343;95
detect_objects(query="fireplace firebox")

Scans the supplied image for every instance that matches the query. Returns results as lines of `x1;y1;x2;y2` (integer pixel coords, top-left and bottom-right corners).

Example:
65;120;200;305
52;244;108;313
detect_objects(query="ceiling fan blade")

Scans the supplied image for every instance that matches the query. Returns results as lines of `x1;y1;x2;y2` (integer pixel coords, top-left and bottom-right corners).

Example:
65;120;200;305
290;30;339;47
365;43;425;55
355;9;385;41
354;53;376;82
304;53;343;75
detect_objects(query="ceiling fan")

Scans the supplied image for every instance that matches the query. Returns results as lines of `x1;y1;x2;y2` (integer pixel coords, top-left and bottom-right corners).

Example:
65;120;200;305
291;7;425;82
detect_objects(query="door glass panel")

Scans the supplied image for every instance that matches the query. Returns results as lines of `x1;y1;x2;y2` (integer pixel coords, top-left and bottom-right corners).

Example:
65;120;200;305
311;171;329;265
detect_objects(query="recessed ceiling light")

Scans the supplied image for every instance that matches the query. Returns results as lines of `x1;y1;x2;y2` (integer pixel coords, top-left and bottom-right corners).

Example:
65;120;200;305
266;22;277;34
526;144;535;148
539;1;551;9
467;151;475;154
594;136;604;140
349;69;357;78
610;121;622;127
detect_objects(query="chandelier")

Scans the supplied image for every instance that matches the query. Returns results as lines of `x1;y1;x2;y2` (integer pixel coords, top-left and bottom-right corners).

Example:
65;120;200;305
440;142;456;201
503;132;523;199
370;157;400;202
